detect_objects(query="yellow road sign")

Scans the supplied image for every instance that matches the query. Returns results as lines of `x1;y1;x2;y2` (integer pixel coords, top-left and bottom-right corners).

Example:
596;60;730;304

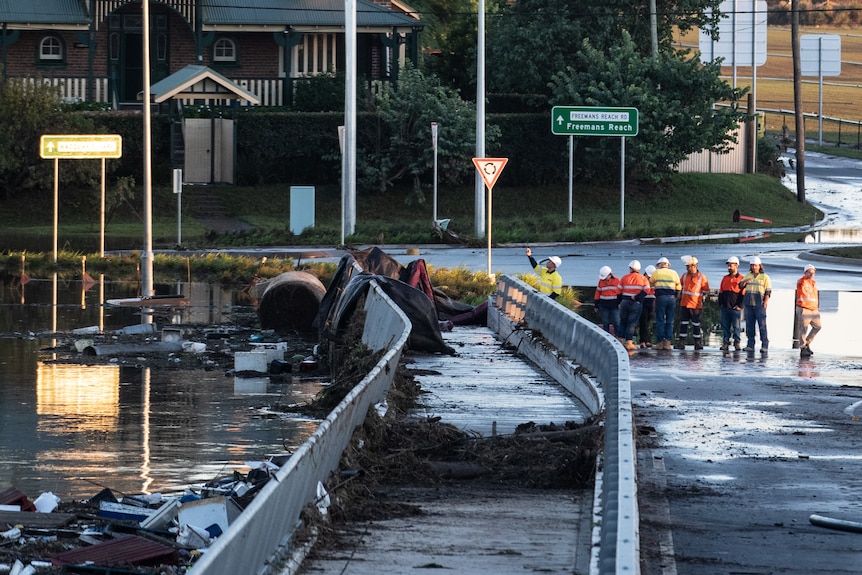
40;134;123;159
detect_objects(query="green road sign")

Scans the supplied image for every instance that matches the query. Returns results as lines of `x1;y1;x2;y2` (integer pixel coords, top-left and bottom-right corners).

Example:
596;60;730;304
40;134;123;159
551;106;639;137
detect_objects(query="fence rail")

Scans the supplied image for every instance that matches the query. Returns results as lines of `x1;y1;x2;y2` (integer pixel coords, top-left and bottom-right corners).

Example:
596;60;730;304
490;275;639;575
190;280;412;575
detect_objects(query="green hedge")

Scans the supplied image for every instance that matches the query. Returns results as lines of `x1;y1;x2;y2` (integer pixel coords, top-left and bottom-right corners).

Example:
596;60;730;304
86;110;570;188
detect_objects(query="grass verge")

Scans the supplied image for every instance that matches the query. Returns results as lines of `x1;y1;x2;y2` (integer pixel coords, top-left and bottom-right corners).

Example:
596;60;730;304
0;172;822;250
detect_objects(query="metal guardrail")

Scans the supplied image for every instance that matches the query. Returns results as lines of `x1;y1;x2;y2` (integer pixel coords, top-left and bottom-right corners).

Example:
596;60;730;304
492;275;640;575
191;280;412;575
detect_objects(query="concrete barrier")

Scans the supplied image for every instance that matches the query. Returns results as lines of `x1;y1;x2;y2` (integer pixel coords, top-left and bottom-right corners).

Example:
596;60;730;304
490;275;640;575
190;281;412;575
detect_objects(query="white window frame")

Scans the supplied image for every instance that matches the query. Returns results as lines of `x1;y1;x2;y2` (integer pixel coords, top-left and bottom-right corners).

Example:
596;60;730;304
213;38;237;63
39;36;63;61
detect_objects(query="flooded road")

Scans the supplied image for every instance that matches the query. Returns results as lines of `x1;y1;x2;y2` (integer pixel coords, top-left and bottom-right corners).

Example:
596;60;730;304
3;147;861;506
0;278;322;500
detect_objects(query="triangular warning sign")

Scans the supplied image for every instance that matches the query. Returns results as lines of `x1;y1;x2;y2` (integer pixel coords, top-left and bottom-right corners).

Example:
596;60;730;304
472;157;508;190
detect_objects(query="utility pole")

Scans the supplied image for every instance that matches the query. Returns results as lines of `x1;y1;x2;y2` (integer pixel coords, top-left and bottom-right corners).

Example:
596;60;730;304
791;0;806;203
649;0;658;58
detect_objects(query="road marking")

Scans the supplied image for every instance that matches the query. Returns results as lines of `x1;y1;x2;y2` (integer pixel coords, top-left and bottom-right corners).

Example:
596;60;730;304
843;399;862;420
651;454;679;575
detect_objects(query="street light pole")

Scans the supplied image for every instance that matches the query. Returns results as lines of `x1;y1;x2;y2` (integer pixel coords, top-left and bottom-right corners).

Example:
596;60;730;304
474;0;486;238
141;0;154;300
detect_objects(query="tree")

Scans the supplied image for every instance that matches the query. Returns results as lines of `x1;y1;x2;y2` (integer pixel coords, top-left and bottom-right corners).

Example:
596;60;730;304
357;67;498;201
411;0;479;96
485;0;724;100
549;34;745;182
0;79;102;200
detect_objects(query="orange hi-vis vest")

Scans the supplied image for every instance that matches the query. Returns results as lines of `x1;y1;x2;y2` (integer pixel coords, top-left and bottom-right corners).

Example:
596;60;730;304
594;276;622;305
680;271;709;309
796;276;818;310
620;272;650;299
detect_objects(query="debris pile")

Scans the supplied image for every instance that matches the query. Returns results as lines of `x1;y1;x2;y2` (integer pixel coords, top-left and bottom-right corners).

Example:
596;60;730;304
0;457;289;573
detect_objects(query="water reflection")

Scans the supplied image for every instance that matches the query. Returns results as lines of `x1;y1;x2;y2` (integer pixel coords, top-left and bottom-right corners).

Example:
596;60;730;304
36;363;120;432
0;278;323;500
1;275;255;334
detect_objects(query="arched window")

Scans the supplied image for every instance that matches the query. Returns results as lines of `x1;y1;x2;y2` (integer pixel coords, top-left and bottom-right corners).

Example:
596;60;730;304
213;38;237;63
39;36;64;62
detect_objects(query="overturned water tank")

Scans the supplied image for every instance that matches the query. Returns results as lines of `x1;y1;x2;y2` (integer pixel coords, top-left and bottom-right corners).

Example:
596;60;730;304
257;271;326;332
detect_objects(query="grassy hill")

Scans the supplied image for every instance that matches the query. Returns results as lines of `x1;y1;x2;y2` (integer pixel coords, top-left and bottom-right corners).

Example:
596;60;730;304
675;24;862;142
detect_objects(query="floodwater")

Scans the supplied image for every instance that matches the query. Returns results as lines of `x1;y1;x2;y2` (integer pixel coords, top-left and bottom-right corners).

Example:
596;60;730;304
3;148;862;502
0;276;323;500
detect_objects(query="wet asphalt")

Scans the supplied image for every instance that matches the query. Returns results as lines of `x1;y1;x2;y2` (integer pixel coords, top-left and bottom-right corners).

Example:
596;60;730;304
633;347;862;575
181;150;862;573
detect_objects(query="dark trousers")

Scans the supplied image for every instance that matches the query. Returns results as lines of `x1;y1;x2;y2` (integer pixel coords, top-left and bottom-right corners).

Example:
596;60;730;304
678;307;703;342
639;298;655;344
619;298;642;341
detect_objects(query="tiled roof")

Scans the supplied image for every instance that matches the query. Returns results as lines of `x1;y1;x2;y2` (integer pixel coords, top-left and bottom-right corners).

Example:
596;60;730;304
0;0;422;29
202;0;422;28
147;65;260;104
0;0;88;25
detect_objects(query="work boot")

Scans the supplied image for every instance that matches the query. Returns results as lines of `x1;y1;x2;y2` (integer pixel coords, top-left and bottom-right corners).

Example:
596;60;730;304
694;341;704;350
800;346;813;357
663;340;672;350
734;342;741;351
720;341;729;351
674;339;686;350
625;340;638;351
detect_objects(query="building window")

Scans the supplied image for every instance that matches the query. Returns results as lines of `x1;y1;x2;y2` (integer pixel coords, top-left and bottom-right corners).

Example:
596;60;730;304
157;33;168;61
214;38;237;63
39;36;64;62
110;33;120;61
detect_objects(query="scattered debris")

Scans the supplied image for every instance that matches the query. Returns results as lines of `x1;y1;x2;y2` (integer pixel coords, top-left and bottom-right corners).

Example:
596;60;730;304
0;456;291;573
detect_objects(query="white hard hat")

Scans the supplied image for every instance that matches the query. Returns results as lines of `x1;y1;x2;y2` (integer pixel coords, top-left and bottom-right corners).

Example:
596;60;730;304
657;257;670;266
804;263;816;272
548;256;562;268
628;260;641;272
750;256;762;265
599;265;612;280
644;265;656;277
726;256;740;265
681;255;698;266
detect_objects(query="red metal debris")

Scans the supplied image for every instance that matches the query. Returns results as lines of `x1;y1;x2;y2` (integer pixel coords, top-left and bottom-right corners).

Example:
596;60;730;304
51;535;179;567
0;486;36;512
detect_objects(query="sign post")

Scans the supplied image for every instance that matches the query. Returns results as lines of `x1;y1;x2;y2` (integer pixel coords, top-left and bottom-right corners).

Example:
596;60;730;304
472;157;508;277
173;168;183;246
40;134;123;261
550;107;638;229
801;34;841;146
431;122;439;223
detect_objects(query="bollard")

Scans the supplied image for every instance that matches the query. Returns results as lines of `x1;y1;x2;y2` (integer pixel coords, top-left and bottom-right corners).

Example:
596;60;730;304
733;209;772;224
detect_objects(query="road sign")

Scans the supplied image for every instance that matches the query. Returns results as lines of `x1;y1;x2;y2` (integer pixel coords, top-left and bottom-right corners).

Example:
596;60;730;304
699;0;767;67
472;157;508;190
40;134;123;159
551;106;639;137
801;34;841;77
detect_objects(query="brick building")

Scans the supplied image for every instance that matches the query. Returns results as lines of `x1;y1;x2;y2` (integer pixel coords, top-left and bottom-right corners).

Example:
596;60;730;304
0;0;423;107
